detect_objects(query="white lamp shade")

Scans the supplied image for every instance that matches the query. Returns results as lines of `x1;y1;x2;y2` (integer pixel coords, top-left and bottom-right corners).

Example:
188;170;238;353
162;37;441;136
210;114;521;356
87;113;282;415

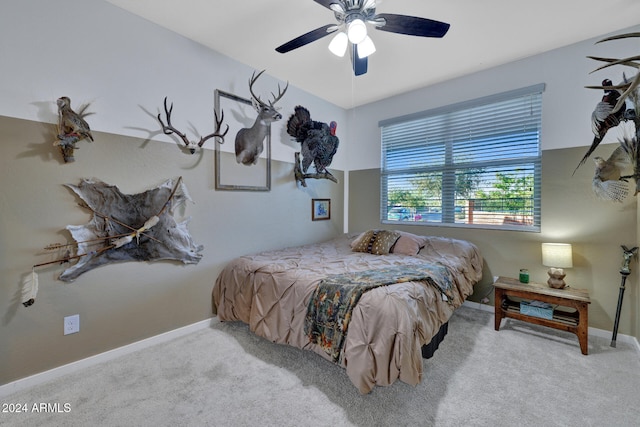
328;32;348;57
541;243;573;268
357;36;376;58
347;19;367;44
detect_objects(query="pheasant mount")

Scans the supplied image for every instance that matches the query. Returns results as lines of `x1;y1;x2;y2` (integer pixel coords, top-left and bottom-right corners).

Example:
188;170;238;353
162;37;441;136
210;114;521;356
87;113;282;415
579;31;640;203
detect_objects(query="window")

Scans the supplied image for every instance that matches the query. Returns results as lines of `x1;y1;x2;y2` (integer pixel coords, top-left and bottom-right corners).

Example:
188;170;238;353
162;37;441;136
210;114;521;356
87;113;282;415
380;84;543;231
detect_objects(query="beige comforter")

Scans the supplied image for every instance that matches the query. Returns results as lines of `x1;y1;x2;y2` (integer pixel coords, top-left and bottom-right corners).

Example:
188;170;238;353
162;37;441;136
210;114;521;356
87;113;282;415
212;233;483;393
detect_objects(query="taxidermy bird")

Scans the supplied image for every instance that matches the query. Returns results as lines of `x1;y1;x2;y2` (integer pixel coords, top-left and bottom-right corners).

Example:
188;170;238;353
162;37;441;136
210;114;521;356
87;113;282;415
618;135;640;195
592;145;630;202
574;79;627;174
54;96;94;163
56;96;94;142
286;106;339;173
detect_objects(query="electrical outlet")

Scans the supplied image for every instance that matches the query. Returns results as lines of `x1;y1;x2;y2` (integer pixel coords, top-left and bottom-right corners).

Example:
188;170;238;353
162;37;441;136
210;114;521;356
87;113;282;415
64;314;80;335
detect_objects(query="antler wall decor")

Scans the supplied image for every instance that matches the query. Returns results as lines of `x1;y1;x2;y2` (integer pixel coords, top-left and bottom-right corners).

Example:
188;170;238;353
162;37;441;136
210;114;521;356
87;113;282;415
157;97;229;154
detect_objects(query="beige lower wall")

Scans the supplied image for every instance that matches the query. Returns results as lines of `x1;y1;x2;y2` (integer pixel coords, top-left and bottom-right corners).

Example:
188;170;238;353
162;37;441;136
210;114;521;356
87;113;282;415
348;146;638;338
0;116;344;385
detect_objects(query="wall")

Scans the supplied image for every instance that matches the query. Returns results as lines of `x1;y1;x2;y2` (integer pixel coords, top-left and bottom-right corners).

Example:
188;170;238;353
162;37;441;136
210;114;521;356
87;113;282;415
346;25;640;337
0;0;345;385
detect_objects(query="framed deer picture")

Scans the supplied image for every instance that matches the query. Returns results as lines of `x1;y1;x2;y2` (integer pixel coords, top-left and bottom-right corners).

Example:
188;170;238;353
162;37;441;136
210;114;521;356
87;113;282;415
214;89;271;191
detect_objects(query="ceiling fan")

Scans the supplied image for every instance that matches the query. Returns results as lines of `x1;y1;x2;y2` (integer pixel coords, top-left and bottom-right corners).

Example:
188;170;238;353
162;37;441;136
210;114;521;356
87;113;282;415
275;0;450;76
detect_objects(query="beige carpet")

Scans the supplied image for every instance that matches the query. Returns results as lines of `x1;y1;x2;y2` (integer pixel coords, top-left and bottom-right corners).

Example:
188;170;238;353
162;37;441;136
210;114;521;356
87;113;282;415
2;306;639;427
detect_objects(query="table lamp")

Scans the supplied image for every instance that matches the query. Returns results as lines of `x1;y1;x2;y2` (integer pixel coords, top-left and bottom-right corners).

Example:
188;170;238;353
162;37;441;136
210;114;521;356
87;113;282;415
541;243;573;289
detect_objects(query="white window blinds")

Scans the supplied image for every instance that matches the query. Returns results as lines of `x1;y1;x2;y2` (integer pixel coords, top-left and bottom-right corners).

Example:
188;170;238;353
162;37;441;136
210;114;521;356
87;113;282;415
380;84;544;231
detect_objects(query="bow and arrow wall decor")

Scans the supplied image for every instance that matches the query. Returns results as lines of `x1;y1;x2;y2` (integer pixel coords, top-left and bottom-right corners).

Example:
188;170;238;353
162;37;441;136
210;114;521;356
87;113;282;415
22;176;202;307
574;31;640;203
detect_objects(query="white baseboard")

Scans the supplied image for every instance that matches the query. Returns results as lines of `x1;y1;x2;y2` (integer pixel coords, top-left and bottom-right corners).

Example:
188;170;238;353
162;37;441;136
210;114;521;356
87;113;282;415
462;300;640;353
463;300;495;313
0;317;218;399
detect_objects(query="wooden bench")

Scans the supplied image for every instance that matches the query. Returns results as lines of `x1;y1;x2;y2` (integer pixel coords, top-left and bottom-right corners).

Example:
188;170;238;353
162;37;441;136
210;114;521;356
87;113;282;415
494;276;591;355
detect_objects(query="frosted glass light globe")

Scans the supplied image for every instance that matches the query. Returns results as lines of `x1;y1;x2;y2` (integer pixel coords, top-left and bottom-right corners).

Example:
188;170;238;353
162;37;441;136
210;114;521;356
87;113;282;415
347;19;367;44
328;32;348;57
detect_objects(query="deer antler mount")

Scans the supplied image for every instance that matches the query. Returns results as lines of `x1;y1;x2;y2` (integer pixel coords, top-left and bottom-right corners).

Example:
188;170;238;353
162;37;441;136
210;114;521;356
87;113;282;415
235;70;288;166
157;97;229;154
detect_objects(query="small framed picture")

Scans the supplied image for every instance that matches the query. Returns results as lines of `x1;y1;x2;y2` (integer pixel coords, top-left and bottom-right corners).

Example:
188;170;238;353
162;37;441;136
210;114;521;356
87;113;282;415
312;199;331;221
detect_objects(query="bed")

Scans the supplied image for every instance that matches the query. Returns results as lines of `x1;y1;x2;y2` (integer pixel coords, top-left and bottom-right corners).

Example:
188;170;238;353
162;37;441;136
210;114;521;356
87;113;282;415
212;230;483;394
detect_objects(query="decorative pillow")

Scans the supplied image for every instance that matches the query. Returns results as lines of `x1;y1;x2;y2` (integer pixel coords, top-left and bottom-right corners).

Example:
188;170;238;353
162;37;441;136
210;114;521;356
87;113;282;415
391;231;429;256
350;231;369;249
351;229;401;255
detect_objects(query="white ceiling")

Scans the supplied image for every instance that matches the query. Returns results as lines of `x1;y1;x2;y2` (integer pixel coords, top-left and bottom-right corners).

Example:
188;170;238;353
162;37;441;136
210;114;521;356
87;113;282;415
105;0;640;109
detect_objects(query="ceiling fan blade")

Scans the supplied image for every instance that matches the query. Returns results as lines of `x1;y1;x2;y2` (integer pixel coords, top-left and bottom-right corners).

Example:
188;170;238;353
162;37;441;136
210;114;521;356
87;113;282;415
276;24;338;53
374;13;450;38
351;44;368;76
313;0;340;10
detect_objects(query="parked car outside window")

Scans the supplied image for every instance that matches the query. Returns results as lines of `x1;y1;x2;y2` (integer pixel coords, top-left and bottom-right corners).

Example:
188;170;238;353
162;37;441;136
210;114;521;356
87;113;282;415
387;207;414;221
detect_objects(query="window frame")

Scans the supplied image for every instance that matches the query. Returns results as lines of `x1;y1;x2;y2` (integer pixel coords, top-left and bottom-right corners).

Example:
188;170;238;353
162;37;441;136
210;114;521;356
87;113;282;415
379;84;544;232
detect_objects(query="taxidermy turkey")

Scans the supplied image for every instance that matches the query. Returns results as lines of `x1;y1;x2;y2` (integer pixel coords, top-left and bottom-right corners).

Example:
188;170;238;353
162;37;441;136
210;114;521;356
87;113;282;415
287;106;339;175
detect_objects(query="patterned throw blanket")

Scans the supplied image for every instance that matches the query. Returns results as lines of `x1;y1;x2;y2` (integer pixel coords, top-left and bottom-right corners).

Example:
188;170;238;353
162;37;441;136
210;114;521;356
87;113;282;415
304;263;454;363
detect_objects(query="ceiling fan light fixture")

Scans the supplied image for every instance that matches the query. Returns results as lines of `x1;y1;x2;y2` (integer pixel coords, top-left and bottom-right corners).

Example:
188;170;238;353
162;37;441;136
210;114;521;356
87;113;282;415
347;18;367;44
362;0;376;10
329;3;345;14
328;31;348;57
357;36;376;58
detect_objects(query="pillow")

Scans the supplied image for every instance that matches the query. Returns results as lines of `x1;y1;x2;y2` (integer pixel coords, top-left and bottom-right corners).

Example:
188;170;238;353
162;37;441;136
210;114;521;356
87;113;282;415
350;231;368;249
391;231;429;256
351;230;401;255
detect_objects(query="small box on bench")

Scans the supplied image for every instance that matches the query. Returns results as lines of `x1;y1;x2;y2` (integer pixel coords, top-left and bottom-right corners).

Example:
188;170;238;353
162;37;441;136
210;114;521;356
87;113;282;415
520;300;554;320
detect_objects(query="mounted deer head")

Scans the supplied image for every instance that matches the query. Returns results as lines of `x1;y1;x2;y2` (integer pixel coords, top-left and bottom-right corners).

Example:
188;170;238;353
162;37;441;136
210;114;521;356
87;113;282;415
158;97;229;154
235;70;288;165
